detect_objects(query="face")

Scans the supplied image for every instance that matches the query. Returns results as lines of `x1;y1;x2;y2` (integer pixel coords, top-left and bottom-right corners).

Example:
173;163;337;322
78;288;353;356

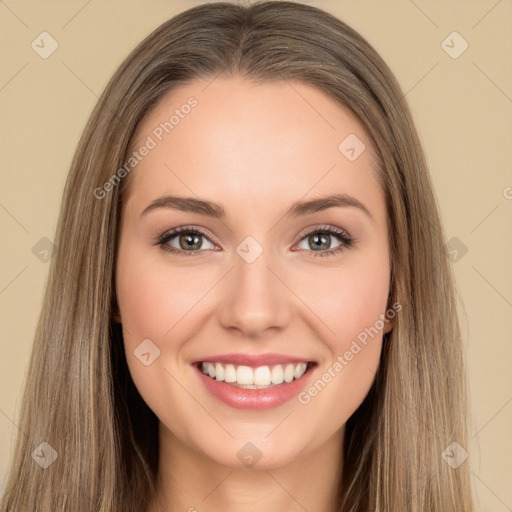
115;76;393;470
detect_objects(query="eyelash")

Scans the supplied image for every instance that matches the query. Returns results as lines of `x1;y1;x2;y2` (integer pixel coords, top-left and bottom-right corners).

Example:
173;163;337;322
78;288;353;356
155;224;354;258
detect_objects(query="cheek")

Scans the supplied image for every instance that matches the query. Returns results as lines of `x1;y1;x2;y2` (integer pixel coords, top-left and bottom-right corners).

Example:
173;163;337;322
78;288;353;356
116;247;203;342
294;251;391;350
336;271;388;352
115;248;198;439
293;252;389;418
114;238;225;408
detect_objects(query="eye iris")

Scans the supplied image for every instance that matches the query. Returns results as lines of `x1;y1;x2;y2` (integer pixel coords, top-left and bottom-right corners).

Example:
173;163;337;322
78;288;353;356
180;232;202;250
309;233;330;251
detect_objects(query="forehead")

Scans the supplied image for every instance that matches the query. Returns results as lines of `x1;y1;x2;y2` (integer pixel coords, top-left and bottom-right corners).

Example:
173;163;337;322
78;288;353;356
123;76;383;220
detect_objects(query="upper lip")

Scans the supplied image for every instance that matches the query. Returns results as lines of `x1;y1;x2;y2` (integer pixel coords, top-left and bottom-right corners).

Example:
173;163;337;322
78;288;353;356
192;353;316;367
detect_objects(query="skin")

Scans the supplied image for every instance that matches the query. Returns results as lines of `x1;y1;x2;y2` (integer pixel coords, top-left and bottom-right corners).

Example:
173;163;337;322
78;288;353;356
114;76;394;512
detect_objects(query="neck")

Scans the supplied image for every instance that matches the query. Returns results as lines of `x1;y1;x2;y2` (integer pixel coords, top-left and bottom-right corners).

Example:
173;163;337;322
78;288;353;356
146;424;345;512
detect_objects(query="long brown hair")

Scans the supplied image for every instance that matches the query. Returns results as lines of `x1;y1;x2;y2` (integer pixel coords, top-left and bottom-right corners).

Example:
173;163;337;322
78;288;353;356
1;1;474;510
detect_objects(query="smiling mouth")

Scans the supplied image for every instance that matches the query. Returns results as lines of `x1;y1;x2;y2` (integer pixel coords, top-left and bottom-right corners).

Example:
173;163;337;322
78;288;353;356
196;361;317;389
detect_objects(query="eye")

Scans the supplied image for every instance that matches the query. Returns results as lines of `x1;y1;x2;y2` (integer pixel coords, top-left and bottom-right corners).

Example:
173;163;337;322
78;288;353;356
294;225;354;258
155;224;354;258
156;226;216;256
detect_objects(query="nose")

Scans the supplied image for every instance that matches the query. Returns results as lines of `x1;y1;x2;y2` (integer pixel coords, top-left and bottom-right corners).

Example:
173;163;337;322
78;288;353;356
217;244;292;338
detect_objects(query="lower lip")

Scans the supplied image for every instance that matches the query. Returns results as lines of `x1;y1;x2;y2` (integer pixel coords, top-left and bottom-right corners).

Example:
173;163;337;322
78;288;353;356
194;364;317;410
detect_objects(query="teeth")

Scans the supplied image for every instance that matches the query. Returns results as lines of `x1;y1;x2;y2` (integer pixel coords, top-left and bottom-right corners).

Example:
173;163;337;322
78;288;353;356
215;362;224;382
200;361;309;387
271;365;284;384
254;366;271;386
237;365;253;385
294;362;307;378
283;363;294;383
224;363;236;383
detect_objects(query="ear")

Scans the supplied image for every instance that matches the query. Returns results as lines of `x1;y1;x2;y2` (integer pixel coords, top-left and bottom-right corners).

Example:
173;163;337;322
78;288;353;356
111;296;122;324
383;314;395;334
383;287;398;334
384;266;397;334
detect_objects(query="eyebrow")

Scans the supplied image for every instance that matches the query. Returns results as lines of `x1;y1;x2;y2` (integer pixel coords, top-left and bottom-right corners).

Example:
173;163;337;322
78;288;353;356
140;193;373;221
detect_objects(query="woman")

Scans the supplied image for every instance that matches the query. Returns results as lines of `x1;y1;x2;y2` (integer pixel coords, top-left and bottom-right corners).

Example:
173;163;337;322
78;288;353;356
0;1;474;510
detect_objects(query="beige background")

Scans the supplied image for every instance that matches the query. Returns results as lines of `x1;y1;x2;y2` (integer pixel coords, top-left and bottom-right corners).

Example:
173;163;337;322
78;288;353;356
1;0;511;509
